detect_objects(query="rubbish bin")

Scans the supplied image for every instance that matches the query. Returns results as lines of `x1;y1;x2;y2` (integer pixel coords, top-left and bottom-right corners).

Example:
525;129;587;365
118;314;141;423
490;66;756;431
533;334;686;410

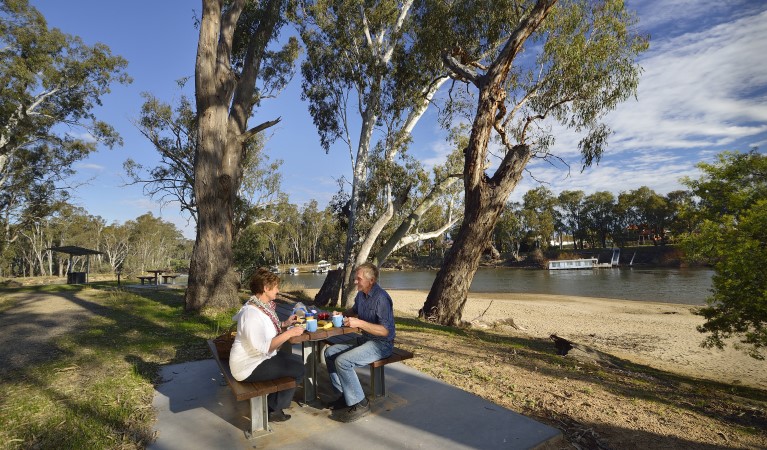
67;272;87;284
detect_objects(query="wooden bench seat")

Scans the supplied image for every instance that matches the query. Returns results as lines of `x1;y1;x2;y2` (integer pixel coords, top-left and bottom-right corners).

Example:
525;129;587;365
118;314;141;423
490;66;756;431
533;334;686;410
323;334;414;397
207;339;297;438
137;275;156;285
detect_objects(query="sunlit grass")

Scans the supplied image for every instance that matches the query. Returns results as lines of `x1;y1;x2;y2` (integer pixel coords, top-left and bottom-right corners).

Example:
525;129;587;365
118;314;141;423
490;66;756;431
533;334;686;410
0;284;235;449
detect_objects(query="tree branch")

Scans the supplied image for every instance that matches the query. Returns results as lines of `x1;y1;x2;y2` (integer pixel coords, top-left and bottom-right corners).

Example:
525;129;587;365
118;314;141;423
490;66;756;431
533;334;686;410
241;117;281;142
442;51;480;85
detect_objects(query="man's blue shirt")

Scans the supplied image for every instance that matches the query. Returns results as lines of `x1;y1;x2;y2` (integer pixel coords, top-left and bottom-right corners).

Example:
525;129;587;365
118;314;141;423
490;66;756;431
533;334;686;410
352;283;395;344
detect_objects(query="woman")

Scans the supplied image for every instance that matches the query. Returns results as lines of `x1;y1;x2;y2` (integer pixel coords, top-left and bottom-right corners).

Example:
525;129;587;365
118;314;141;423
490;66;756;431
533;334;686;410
229;268;305;422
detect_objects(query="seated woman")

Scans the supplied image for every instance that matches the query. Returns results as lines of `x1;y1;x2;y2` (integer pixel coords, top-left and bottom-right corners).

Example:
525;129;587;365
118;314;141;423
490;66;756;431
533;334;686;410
229;268;305;422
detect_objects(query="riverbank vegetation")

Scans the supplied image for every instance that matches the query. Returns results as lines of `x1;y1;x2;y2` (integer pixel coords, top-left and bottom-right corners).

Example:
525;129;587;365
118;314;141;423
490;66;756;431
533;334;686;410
1;283;764;449
0;180;711;280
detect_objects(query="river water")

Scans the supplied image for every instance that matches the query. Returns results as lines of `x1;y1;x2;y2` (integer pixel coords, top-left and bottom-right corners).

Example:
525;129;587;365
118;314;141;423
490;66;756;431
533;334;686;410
286;267;714;305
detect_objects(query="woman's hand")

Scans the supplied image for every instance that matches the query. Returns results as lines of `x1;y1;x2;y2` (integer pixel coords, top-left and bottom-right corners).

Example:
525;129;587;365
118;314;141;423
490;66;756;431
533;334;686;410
283;314;298;327
284;325;305;338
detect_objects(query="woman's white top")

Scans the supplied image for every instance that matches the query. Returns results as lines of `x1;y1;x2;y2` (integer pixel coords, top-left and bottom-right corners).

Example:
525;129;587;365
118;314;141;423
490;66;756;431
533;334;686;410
228;303;278;381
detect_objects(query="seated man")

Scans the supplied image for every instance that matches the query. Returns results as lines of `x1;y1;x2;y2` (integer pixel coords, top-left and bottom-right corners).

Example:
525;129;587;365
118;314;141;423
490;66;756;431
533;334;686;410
324;262;395;422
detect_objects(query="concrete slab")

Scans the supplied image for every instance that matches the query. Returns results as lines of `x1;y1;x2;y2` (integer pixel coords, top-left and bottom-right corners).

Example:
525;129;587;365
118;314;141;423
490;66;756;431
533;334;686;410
150;356;561;450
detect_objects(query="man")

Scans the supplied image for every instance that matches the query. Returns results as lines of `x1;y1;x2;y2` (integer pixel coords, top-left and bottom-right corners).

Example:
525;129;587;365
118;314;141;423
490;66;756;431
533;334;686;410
324;262;395;422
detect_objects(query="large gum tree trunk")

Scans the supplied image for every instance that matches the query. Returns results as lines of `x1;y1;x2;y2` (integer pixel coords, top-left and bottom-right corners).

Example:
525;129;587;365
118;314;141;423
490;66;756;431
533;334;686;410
185;0;282;311
419;206;498;325
420;142;532;326
185;0;241;311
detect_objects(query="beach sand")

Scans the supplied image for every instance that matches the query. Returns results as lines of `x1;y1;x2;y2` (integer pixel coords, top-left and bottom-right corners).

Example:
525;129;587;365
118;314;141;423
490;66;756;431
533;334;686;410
306;288;766;390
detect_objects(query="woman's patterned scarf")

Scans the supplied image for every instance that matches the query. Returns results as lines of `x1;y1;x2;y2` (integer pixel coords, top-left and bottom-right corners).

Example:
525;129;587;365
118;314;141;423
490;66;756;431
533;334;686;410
247;296;281;334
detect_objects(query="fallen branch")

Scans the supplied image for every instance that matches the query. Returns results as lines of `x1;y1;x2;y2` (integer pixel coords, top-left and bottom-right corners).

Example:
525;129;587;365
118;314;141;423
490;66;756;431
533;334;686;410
470;300;495;322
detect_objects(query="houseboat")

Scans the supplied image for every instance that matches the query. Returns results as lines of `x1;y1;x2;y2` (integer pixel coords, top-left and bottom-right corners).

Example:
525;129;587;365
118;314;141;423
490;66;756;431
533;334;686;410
312;260;332;273
547;258;599;270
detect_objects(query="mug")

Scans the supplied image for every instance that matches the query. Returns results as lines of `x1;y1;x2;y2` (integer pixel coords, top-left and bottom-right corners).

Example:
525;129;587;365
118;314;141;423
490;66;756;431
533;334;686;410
306;318;318;332
332;315;344;328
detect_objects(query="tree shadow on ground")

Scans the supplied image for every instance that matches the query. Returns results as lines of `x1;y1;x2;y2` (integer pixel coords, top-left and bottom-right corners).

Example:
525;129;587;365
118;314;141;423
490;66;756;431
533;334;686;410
393;317;767;435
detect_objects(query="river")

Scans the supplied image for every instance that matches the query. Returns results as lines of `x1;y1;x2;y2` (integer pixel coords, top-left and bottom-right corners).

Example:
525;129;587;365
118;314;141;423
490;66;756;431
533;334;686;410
285;267;714;305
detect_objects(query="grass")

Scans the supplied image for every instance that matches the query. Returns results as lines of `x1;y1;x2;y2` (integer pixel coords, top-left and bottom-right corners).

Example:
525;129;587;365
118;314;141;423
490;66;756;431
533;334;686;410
0;284;236;450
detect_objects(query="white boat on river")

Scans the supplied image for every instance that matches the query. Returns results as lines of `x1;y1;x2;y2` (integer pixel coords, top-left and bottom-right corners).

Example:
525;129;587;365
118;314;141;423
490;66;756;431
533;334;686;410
548;258;602;270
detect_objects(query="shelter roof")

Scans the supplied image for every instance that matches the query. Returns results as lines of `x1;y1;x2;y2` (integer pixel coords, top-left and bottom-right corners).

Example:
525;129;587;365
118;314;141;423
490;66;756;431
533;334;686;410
48;246;103;256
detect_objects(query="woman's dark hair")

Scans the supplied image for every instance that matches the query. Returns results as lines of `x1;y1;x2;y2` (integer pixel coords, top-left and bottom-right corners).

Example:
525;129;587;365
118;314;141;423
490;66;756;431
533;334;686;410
249;268;280;295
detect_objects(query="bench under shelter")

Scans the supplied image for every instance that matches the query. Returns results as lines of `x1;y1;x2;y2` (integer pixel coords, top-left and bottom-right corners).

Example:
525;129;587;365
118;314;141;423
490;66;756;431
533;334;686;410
48;246;103;284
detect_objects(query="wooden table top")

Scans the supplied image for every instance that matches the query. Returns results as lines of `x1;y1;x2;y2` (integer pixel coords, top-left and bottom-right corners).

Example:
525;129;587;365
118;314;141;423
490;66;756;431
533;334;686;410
274;300;358;343
288;325;360;343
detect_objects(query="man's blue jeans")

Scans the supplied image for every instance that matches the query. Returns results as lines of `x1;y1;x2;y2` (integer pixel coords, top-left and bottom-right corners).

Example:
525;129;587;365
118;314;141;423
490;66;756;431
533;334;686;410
324;337;393;406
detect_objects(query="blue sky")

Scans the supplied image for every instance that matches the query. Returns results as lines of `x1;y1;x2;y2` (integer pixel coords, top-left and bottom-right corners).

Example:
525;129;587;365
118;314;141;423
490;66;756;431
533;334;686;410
30;1;767;239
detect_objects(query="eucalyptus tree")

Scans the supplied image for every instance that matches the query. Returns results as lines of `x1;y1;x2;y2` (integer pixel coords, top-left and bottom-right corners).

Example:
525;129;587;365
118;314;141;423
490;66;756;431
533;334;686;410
557;190;585;249
101;223;131;273
494;201;524;260
187;0;299;311
301;200;335;263
372;129;464;266
12;202;105;276
126;93;198;219
615;186;669;245
611;191;633;246
582;191;615;248
414;0;647;325
124;213;184;273
0;0;129;251
665;189;697;240
296;0;460;305
521;186;556;249
681;150;767;359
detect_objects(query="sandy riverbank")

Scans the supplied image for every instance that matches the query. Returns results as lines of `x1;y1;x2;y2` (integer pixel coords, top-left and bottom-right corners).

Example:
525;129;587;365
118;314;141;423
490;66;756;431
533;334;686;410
305;288;766;390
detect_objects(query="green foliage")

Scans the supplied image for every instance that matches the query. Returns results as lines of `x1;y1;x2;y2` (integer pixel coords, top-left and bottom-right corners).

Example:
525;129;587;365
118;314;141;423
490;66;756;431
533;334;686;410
582;190;615;248
0;0;130;259
522;187;557;249
681;150;767;359
126;92;198;216
682;150;767;224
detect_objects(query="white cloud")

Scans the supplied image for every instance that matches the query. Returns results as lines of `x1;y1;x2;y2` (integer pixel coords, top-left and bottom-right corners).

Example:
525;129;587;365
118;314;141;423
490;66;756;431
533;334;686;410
419;139;455;172
76;163;105;171
606;8;767;153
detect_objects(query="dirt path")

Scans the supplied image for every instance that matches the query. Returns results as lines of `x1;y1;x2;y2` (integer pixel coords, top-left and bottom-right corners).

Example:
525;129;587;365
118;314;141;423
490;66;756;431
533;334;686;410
0;290;98;378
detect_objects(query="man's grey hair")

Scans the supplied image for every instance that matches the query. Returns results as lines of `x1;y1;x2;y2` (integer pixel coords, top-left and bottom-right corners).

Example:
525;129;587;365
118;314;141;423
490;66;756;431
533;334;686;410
355;262;379;283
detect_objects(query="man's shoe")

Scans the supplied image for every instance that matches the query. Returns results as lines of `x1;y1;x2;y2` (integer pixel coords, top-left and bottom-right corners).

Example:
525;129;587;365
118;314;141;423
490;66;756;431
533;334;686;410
335;398;370;423
324;396;347;411
268;410;291;422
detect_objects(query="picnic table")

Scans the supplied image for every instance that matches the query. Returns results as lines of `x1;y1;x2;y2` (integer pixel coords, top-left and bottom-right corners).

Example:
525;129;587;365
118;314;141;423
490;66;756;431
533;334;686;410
146;269;165;285
274;302;359;405
274;300;413;404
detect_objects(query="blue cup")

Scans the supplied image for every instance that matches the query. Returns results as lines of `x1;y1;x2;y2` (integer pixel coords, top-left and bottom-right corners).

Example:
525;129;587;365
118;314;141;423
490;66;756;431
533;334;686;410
306;318;318;332
332;315;344;328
